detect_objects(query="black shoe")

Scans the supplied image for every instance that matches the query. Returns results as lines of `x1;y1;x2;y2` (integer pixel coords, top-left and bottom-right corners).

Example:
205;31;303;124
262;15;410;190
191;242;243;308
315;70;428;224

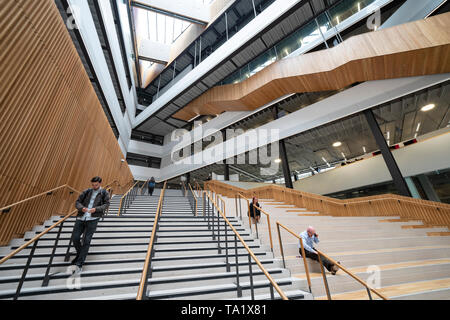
331;265;339;275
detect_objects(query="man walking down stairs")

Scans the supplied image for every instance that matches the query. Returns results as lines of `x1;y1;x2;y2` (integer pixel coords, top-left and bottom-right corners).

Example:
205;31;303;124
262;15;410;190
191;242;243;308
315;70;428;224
0;191;158;299
72;177;110;274
0;188;312;300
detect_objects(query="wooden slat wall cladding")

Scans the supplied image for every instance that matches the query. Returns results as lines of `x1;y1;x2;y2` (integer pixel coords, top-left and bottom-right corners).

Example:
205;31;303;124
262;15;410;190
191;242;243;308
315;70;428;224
0;0;134;245
205;181;450;229
174;12;450;121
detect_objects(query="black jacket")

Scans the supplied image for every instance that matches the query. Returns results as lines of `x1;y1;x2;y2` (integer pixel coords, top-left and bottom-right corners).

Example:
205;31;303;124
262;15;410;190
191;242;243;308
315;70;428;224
249;202;261;217
75;188;110;218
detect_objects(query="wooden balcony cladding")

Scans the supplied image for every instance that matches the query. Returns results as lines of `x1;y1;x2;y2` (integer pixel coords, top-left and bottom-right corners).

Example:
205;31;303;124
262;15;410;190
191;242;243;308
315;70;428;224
0;0;134;245
174;12;450;121
205;180;450;231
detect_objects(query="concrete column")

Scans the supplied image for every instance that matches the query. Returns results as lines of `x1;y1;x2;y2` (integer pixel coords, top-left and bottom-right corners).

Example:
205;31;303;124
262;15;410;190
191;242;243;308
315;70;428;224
364;109;411;197
272;106;293;189
405;177;421;199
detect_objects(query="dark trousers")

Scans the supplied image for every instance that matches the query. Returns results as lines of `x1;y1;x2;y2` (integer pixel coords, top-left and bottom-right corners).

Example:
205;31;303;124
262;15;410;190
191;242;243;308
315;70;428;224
72;219;99;266
299;249;335;272
148;187;154;196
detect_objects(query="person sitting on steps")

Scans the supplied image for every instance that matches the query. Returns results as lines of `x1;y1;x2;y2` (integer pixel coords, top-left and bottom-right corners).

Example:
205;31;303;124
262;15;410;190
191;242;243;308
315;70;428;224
298;226;340;275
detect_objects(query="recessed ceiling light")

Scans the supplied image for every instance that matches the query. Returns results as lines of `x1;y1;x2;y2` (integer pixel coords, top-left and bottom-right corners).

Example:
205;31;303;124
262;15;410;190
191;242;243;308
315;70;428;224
333;141;342;147
421;104;435;112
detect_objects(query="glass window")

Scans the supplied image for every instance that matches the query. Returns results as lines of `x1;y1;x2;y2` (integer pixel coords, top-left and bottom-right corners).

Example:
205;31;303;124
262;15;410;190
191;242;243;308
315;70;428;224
134;7;191;46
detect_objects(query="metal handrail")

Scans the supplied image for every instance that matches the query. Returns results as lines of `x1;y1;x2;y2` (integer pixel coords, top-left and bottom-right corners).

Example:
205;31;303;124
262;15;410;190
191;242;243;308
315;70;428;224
275;222;313;294
136;181;167;300
206;180;450;211
195;181;202;193
230;192;275;255
139;179;149;195
252;204;274;252
0;179;123;299
0;209;77;264
276;221;388;300
235;193;252;230
181;181;188;197
187;183;198;216
216;193;226;217
203;190;288;300
118;180;144;216
315;248;388;300
0;209;78;299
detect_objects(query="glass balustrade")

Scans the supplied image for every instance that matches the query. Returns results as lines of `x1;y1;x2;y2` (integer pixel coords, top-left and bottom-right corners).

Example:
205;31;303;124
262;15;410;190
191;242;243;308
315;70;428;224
221;0;378;85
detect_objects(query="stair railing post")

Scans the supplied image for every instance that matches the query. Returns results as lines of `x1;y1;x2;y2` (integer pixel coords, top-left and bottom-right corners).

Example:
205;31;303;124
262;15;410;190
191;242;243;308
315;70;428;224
64;224;76;262
42;220;65;286
14;239;39;300
276;223;286;269
317;253;332;300
235;195;238;219
366;287;373;300
239;196;243;220
224;204;230;272
248;254;255;300
217;201;221;254
207;196;211;230
255;219;259;239
124;193;128;215
203;192;206;219
235;234;242;297
269;283;275;300
211;197;215;240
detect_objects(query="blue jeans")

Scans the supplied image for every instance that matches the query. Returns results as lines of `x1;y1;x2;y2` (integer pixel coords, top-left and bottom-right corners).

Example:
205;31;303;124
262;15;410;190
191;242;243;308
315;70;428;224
72;219;99;266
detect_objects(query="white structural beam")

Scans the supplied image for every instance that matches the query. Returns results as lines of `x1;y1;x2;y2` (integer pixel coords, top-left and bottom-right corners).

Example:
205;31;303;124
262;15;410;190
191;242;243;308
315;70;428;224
132;0;210;24
97;0;138;123
68;0;133;156
132;0;305;128
381;0;447;29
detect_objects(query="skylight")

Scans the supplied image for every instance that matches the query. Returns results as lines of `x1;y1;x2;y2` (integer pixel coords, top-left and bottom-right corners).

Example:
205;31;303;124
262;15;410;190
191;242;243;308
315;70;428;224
134;7;192;46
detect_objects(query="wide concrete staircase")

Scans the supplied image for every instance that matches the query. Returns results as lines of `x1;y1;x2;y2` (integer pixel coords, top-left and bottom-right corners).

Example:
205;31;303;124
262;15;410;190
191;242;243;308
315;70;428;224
0;189;312;300
219;196;450;300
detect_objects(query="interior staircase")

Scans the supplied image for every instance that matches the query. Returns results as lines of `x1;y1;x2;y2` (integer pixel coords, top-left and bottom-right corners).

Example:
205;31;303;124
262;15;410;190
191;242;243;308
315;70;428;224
0;188;312;300
218;195;450;300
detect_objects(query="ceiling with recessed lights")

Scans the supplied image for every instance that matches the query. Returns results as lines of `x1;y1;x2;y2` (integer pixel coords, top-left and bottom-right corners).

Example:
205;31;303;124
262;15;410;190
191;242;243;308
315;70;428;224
182;80;450;183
